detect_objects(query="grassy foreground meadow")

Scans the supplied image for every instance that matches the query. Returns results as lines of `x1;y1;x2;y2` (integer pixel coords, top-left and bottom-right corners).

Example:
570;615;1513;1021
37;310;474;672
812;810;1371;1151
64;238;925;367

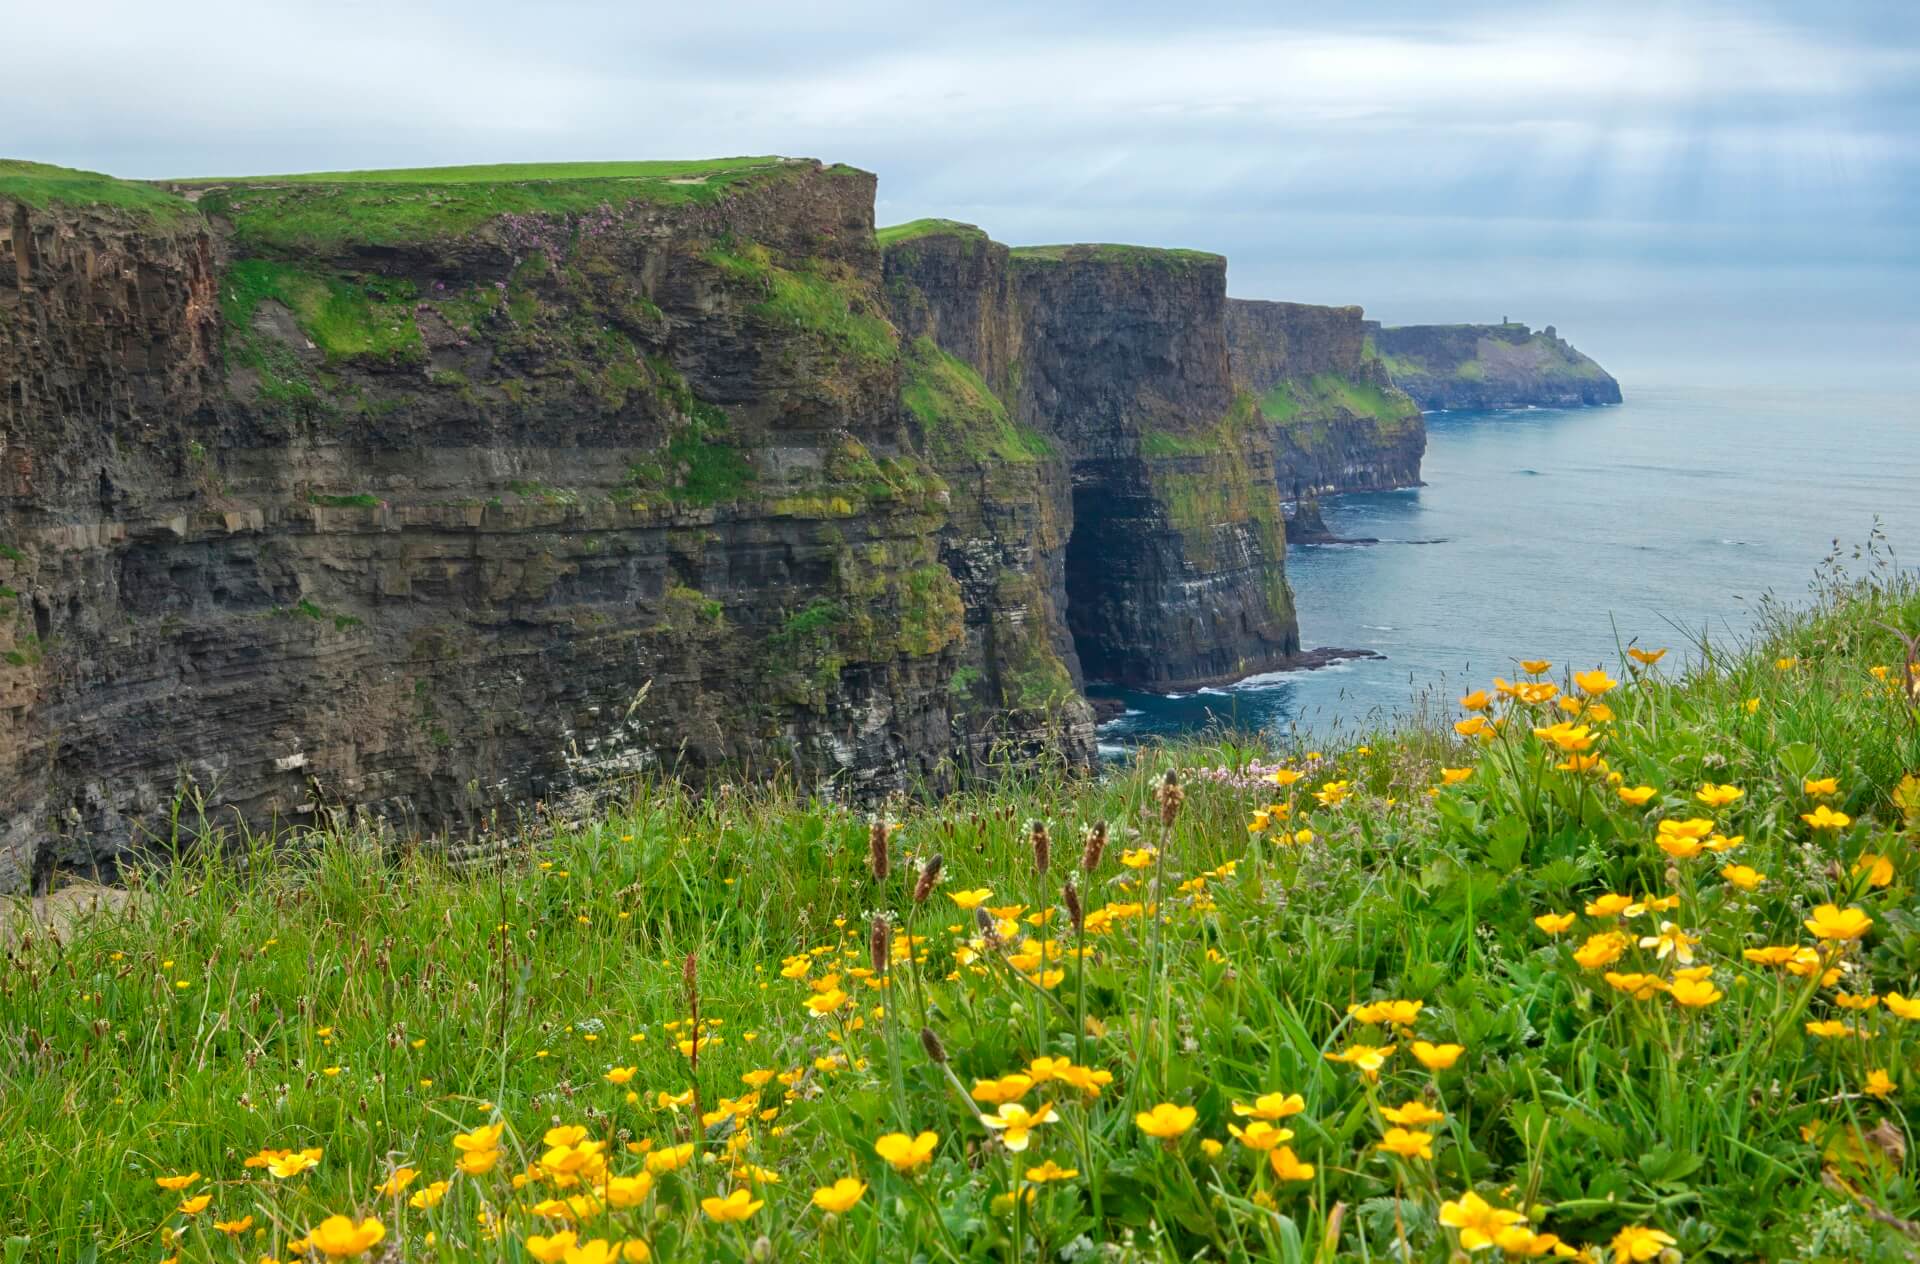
6;559;1920;1263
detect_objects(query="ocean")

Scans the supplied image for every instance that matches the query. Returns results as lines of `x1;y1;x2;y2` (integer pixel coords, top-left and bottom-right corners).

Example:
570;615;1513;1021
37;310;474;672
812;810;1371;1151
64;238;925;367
1093;384;1920;750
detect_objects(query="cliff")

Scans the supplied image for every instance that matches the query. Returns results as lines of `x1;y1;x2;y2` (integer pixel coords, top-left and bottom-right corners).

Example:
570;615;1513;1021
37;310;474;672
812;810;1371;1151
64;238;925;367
884;229;1297;691
0;161;1299;889
1369;321;1621;410
1224;299;1425;500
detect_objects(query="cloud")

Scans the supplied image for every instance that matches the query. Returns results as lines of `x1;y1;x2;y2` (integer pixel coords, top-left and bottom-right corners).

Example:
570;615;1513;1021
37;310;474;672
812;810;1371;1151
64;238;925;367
6;0;1916;385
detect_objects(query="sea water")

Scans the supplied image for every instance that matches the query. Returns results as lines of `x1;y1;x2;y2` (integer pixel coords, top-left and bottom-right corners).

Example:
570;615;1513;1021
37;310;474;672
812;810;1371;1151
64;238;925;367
1093;384;1920;749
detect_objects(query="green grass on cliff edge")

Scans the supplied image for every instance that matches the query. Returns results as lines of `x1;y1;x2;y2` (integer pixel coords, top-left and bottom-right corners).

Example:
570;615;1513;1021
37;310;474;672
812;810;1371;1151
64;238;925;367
1259;371;1420;431
1010;242;1223;268
8;558;1918;1260
175;158;799;251
0;159;196;221
876;218;991;248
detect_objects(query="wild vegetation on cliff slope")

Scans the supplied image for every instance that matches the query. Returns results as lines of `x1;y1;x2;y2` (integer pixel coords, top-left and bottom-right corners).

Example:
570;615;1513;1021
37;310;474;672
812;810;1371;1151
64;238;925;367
7;546;1918;1262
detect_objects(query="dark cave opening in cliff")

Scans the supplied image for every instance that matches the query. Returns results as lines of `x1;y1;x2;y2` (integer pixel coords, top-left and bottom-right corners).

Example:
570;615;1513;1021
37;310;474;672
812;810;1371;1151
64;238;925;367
1062;482;1130;685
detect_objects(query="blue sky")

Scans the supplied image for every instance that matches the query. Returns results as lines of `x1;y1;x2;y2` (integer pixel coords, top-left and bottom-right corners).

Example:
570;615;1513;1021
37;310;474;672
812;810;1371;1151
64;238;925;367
12;1;1916;387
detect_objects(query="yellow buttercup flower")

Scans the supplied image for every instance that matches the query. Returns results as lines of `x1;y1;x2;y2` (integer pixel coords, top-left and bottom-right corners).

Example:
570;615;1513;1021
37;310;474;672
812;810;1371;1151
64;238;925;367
1804;904;1872;941
1439;1190;1527;1251
409;1181;450;1210
1720;864;1765;891
1268;1147;1315;1182
1670;977;1723;1007
1458;690;1491;712
268;1150;321;1179
375;1167;416;1196
212;1214;254;1235
1440;767;1473;785
1803;776;1839;796
1572;931;1629;969
1348;998;1422;1027
947;888;993;910
1612;1226;1677;1262
979;1101;1057;1151
971;1074;1032;1105
811;1177;867;1212
1533;911;1576;934
1801;805;1852;831
1325;1044;1395;1080
699;1189;763;1223
602;1174;653;1209
1531;722;1593;752
1054;1063;1114;1096
1852;854;1894;887
1617;785;1657;806
1572;669;1617;695
645;1143;695;1175
454;1122;505;1153
604;1066;637;1085
307;1216;386;1259
1376;1127;1434;1160
1227;1120;1294;1150
1585;893;1632;918
1024;1160;1079;1183
456;1148;500;1176
1638;921;1698;964
178;1194;212;1215
154;1172;200;1191
1381;1100;1446;1126
1119;848;1156;870
1520;659;1552;674
524;1232;576;1264
1134;1102;1198;1140
1410;1041;1464;1070
1694;783;1743;809
874;1131;939;1171
1627;647;1668;665
1314;780;1351;808
1270;767;1304;786
1865;1069;1897;1099
1604;971;1668;1000
1454;716;1490;738
1232;1091;1306;1121
1884;993;1920;1020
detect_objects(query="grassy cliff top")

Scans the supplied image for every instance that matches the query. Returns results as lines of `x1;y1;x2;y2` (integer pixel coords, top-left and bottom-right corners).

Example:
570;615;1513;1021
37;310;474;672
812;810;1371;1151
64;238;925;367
170;157;811;252
0;159;198;222
1009;242;1223;268
170;157;789;187
875;218;991;248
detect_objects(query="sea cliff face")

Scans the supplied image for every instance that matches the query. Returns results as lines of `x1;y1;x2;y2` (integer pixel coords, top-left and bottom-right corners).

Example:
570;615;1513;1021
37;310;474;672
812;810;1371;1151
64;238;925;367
1370;321;1620;410
0;165;1299;888
1224;299;1425;500
884;227;1298;691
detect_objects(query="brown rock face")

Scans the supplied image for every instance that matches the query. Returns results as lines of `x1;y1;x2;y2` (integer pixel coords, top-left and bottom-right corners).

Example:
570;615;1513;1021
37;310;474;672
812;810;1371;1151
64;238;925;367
887;233;1298;691
0;168;1304;890
0;165;988;889
1226;298;1426;500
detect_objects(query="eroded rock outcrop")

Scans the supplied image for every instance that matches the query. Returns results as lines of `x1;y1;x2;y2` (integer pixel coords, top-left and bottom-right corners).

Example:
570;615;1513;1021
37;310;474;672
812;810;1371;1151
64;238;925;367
0;163;1302;888
886;229;1297;690
1225;299;1425;501
1370;321;1620;410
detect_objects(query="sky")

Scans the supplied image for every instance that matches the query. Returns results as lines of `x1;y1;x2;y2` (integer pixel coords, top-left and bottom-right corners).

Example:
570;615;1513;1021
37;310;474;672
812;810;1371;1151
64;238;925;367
11;0;1918;388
